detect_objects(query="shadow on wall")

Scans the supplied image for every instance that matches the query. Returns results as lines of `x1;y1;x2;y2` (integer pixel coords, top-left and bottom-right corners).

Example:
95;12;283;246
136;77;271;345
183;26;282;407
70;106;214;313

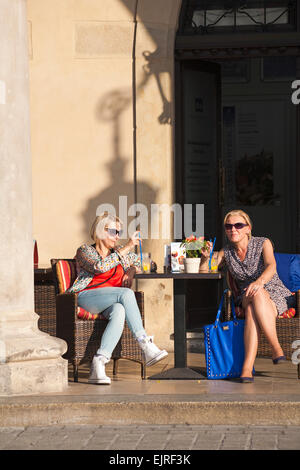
80;46;173;245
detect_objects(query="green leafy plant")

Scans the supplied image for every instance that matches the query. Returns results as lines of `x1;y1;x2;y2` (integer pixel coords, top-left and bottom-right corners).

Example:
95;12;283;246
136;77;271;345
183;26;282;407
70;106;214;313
180;235;208;258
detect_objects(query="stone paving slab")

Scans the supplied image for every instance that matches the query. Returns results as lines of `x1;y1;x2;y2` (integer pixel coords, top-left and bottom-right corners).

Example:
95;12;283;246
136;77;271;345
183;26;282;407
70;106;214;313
1;425;300;450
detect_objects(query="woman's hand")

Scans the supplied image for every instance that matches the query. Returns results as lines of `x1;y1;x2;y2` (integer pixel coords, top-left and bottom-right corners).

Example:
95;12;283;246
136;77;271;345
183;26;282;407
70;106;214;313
201;240;213;259
126;231;142;251
130;231;142;247
118;231;142;258
122;266;136;288
199;240;213;271
244;280;264;297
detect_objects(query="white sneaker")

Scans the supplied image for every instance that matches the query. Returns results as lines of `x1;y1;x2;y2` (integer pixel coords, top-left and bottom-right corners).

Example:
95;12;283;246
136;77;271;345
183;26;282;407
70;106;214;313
139;336;168;367
88;356;111;385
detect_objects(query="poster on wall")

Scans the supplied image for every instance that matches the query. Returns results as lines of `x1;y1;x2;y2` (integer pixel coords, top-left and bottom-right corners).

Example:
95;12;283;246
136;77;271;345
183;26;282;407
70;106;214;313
223;104;279;206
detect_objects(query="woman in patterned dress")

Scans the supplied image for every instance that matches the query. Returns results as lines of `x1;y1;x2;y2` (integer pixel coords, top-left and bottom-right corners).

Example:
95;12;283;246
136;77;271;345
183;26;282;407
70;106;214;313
200;209;295;383
68;212;168;384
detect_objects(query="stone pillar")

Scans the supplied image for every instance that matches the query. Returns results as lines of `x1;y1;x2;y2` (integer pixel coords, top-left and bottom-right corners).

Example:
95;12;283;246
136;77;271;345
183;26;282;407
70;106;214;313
0;0;67;395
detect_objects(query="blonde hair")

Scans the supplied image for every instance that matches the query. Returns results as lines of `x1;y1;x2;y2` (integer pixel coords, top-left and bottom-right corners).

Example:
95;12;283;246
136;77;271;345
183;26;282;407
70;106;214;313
90;212;123;242
224;209;252;240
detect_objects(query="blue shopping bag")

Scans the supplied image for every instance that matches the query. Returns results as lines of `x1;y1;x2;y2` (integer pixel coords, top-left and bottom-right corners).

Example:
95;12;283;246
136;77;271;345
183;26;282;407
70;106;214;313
203;290;246;380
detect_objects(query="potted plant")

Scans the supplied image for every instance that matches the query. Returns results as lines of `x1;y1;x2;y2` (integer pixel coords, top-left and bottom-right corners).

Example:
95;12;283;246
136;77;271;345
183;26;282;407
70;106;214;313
180;235;208;273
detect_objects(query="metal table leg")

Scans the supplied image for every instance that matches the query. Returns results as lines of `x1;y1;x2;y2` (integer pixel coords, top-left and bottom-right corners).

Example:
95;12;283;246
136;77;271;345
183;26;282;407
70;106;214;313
148;279;205;380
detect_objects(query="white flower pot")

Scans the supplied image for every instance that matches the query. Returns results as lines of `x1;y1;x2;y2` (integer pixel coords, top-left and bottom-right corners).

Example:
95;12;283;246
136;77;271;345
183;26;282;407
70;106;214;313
183;258;200;273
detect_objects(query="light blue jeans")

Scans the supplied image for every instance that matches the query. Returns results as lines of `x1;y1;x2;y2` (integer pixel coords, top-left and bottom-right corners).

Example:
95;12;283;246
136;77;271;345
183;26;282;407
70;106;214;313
77;287;146;360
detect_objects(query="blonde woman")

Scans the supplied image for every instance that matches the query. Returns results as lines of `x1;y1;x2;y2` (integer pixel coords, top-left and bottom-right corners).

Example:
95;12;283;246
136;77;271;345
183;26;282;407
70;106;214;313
68;212;167;384
200;209;295;383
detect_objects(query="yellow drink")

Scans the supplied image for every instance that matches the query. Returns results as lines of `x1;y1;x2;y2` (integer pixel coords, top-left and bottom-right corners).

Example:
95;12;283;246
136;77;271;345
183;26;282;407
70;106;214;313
210;262;218;272
210;253;218;272
143;263;151;273
141;253;151;273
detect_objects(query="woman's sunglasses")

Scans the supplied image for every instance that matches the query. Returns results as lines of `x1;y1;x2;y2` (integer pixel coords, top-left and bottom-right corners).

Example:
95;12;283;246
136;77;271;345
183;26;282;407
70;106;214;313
225;223;248;231
106;228;123;237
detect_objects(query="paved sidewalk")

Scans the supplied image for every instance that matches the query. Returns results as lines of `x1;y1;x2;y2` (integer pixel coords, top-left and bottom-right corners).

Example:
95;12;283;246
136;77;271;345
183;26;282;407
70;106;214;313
1;424;300;450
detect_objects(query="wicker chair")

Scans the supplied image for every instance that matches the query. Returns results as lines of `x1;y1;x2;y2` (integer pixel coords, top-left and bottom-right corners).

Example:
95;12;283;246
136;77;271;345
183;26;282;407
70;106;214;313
35;272;57;337
225;254;300;379
51;258;146;382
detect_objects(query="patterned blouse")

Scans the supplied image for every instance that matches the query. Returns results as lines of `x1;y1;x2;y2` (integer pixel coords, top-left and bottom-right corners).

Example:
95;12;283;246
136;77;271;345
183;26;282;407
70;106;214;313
68;243;141;294
224;236;295;315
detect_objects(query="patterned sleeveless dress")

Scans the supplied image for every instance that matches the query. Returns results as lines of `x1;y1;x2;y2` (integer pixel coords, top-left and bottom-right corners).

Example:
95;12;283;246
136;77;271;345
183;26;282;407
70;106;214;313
224;236;295;316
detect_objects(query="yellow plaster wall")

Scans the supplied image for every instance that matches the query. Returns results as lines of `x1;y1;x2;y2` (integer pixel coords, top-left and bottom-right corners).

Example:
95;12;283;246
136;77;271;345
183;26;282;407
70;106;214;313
27;0;182;351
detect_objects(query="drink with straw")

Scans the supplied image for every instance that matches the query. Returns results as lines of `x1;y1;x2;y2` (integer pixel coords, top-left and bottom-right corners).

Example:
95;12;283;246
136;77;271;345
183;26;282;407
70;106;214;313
208;237;216;271
142;253;151;273
138;232;151;273
138;232;144;272
210;252;218;272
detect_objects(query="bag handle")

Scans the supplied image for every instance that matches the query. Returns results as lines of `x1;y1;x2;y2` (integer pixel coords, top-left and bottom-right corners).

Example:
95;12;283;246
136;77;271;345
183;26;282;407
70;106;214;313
214;288;237;327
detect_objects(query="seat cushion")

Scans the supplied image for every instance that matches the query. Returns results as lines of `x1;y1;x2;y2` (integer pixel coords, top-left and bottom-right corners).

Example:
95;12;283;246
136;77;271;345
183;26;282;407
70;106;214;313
274;253;300;292
290;255;300;292
278;307;296;319
56;260;77;293
77;307;106;321
274;253;293;291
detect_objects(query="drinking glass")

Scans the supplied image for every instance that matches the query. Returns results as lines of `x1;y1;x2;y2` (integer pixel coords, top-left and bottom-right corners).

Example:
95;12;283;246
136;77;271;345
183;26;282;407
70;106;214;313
210;252;218;272
141;253;151;273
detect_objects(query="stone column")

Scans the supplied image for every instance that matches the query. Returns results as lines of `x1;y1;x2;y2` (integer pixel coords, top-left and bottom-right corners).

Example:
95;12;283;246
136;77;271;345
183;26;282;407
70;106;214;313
0;0;67;395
